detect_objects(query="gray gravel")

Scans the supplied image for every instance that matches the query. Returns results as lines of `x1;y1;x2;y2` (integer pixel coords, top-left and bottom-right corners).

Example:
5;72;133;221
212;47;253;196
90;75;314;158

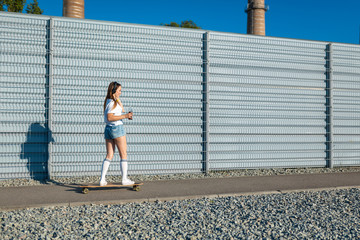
1;188;359;239
1;166;360;187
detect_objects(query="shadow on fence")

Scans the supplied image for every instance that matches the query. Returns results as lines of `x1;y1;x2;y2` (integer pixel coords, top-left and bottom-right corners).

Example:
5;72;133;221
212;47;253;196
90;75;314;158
20;123;54;180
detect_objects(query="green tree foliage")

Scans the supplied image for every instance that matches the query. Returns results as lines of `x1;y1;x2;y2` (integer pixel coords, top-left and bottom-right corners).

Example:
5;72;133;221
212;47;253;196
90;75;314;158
162;22;180;27
161;20;201;29
0;0;43;14
26;0;43;14
0;0;26;12
180;20;200;29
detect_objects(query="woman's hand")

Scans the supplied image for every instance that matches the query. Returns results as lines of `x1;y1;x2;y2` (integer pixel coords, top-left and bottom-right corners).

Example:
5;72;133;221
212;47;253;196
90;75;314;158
127;112;133;119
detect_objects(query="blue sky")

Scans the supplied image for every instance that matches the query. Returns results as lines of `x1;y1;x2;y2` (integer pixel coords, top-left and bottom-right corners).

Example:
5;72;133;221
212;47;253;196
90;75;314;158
30;0;360;44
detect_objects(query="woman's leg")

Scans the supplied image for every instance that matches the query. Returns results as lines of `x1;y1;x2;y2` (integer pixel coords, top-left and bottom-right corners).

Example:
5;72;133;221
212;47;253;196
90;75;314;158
100;139;115;185
114;136;134;184
115;135;127;160
105;139;116;160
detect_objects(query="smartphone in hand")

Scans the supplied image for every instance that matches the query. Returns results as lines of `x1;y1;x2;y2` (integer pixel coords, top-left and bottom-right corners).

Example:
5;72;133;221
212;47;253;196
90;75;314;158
128;107;133;120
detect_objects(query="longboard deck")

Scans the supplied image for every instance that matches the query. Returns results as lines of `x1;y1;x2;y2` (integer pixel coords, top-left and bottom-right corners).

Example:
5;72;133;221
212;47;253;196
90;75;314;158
80;182;143;194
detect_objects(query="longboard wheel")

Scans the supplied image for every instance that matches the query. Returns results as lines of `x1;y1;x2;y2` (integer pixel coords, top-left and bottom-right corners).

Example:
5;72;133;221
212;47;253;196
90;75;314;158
82;188;89;194
133;185;140;191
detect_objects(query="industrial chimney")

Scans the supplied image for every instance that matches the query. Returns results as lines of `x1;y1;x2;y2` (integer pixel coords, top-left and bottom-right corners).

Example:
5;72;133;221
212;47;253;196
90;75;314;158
245;0;268;35
63;0;85;18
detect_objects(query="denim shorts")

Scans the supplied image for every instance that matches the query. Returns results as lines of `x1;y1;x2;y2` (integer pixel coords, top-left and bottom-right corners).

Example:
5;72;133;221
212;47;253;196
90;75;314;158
104;125;126;139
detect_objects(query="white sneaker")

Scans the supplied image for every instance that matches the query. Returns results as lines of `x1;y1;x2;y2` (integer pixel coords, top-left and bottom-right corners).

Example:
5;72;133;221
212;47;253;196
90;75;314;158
99;180;107;186
122;179;135;185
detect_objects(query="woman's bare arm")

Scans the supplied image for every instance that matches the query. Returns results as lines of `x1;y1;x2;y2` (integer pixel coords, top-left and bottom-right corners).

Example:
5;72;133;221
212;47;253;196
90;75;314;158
107;112;133;122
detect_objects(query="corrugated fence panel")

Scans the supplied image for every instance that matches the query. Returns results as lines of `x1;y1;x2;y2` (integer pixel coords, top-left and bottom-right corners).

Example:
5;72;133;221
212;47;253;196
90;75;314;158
51;18;205;177
209;33;328;169
1;12;360;181
332;44;360;166
0;13;49;179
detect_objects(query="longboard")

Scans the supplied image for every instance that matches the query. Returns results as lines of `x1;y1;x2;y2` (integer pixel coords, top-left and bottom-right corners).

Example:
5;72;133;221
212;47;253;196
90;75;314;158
80;182;143;194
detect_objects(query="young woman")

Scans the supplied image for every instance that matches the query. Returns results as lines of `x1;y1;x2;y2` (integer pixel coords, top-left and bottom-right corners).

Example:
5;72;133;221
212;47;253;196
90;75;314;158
100;81;134;186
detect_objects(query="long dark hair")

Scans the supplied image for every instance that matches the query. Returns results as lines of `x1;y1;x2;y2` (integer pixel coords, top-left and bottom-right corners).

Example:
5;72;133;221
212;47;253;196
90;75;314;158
104;82;121;112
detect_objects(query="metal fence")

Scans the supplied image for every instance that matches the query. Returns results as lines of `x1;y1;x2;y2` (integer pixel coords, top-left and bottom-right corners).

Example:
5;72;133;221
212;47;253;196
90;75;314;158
1;12;359;180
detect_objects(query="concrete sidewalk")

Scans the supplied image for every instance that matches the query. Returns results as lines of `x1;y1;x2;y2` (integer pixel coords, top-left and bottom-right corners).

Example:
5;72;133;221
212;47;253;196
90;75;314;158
0;172;360;211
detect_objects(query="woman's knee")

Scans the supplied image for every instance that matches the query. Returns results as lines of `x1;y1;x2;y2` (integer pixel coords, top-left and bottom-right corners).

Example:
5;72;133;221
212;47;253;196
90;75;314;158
120;151;127;159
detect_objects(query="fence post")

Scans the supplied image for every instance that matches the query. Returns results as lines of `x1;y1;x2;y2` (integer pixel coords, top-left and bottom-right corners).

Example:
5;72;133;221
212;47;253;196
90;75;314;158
202;32;210;174
326;43;334;168
46;17;54;179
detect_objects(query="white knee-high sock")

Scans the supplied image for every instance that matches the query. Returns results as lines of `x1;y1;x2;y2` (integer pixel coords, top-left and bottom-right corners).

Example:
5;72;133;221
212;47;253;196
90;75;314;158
100;159;111;182
120;159;128;180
